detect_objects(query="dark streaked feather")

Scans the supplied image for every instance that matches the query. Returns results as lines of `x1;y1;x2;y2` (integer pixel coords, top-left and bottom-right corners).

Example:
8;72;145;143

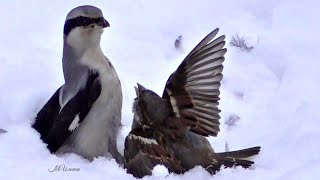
205;146;261;174
216;146;261;159
205;158;254;174
162;28;226;137
124;128;185;178
185;28;220;60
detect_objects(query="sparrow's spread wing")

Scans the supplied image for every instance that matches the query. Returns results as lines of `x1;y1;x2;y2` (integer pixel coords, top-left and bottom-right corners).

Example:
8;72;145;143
163;28;226;137
124;128;185;178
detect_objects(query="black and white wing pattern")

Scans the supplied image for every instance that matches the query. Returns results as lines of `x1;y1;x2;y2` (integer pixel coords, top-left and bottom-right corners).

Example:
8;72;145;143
124;128;185;178
33;71;101;153
162;28;226;137
33;87;61;140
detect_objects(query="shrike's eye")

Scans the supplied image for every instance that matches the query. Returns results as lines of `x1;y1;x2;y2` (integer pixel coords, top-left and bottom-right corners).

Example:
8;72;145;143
90;24;95;28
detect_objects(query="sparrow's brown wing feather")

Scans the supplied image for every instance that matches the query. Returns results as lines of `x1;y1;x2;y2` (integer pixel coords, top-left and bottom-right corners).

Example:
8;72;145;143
162;28;226;137
124;128;185;178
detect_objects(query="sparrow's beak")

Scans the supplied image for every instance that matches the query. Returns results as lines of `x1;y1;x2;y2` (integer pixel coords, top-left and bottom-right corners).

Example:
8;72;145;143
134;86;139;98
137;83;147;91
99;18;110;28
135;83;147;99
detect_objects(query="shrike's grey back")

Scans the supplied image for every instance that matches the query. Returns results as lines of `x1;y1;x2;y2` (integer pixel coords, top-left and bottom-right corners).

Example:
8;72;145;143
33;5;123;164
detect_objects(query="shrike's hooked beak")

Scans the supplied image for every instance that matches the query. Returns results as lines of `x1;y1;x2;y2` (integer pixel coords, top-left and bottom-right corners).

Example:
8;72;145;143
98;18;110;28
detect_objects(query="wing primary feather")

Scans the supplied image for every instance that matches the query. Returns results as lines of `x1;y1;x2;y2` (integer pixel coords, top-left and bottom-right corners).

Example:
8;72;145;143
185;28;220;59
187;65;224;79
162;28;226;137
186;57;225;74
192;35;226;57
185;49;226;70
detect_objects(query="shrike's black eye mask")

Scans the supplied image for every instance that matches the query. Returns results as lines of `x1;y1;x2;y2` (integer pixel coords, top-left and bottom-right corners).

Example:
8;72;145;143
64;16;109;36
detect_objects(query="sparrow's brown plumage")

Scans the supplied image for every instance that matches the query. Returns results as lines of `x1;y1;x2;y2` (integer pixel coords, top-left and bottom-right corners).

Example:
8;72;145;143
124;28;261;178
125;128;185;178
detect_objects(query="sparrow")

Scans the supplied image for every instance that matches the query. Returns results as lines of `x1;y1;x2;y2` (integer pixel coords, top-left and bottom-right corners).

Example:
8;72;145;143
124;28;261;178
32;5;124;164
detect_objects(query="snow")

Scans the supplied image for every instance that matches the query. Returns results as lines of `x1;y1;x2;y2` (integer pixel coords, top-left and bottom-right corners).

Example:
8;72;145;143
1;0;319;179
151;165;170;178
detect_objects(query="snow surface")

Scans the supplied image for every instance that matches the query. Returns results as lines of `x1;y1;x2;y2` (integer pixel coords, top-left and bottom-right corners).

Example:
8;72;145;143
1;0;320;179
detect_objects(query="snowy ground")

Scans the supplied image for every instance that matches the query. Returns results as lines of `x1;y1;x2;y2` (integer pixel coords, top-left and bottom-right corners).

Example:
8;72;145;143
1;0;320;179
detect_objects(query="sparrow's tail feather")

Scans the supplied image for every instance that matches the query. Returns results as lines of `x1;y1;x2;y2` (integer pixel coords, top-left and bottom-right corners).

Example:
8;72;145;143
216;146;261;159
206;146;261;174
218;157;254;168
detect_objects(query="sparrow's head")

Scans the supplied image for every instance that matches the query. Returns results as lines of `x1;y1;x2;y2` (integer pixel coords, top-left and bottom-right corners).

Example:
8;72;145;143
63;5;110;49
132;83;162;129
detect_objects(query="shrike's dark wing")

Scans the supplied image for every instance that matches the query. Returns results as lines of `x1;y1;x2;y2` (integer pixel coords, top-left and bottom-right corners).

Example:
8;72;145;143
162;28;226;137
44;88;90;152
32;87;61;140
34;71;101;153
124;128;185;178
